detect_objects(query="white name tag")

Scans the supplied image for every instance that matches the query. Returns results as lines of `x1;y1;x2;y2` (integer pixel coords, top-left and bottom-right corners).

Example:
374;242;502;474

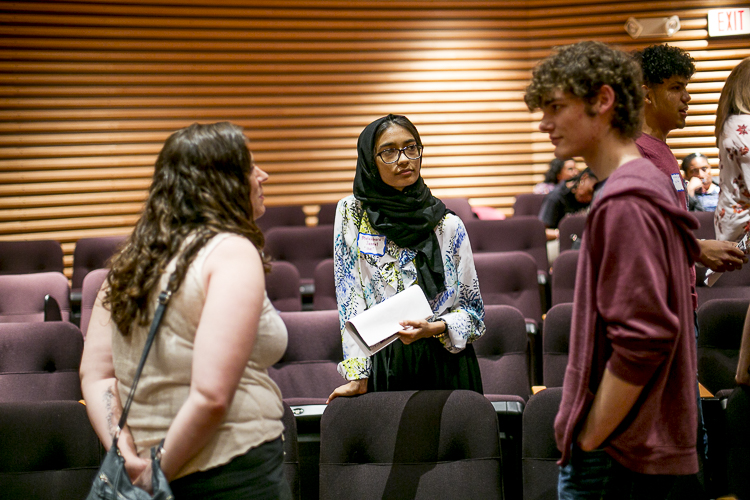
671;173;685;192
358;233;387;256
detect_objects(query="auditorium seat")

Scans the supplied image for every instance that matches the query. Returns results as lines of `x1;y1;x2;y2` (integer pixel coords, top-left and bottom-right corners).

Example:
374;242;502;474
443;197;475;221
312;258;337;311
474;304;532;402
696;298;748;395
70;235;125;299
266;261;302;312
316;203;338;225
464;217;549;284
551;249;578;307
79;268;108;338
0;322;84;403
692;211;716;241
0;400;103;499
557;213;587;252
319;390;503;499
281;403;301;500
264;225;335;295
0;240;64;276
0;272;71;323
474;251;543;331
474;304;530;499
522;387;563;500
696;263;750;308
542;303;573;388
270;310;342;405
257;205;307;233
513;193;546;217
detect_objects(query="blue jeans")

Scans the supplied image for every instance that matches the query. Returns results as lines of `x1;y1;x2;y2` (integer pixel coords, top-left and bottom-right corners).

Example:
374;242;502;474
558;445;677;500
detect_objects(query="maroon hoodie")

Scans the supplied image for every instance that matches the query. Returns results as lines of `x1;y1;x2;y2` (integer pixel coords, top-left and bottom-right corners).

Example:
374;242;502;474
555;158;701;475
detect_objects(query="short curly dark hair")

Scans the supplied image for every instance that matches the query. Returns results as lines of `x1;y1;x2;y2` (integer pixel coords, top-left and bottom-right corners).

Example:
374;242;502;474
631;44;695;87
524;41;643;139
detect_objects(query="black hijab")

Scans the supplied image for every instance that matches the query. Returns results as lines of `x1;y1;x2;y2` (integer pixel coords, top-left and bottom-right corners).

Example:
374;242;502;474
353;114;448;299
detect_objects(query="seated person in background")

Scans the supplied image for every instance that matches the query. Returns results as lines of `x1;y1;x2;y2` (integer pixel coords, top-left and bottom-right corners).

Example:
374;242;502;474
327;114;485;403
538;167;598;240
533;157;580;195
682;152;719;211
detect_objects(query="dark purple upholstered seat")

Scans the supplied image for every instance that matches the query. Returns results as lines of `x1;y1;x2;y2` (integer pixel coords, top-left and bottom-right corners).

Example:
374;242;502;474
317;203;338;225
270;310;342;405
319;390;502;499
281;403;301;499
697;298;748;395
522;387;563;500
0;400;103;499
474;251;543;329
542;303;573;388
474;304;531;402
0;272;71;323
256;205;307;233
725;386;750;498
0;240;64;276
0;322;84;402
692;210;716;241
264;225;335;286
443;197;475;221
266;261;302;312
557;213;587;252
313;258;337;311
464;217;549;278
696;263;750;308
513;193;546;217
551;249;579;307
79;268;108;338
70;235;125;294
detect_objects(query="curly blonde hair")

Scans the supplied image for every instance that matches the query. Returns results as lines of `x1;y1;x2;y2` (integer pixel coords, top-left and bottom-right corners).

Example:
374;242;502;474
525;41;643;139
104;122;267;336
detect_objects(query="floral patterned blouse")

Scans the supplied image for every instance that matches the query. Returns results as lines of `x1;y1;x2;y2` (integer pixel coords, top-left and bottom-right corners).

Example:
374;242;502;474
716;114;750;243
333;195;485;381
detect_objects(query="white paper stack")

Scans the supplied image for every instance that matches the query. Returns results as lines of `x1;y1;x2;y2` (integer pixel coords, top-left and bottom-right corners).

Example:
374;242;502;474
344;286;434;356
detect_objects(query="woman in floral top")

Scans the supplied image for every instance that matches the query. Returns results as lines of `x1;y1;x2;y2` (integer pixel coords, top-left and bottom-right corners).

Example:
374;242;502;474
715;57;750;243
326;114;485;403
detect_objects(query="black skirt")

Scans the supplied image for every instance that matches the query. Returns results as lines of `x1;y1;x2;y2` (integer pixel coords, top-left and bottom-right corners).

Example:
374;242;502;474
369;336;483;393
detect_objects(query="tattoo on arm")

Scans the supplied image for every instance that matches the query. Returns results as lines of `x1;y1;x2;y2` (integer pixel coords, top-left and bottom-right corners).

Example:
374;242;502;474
103;385;121;438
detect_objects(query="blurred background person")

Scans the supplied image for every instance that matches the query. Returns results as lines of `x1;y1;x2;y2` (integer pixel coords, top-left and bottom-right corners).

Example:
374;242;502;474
533;157;580;195
715;57;750;243
681;152;719;211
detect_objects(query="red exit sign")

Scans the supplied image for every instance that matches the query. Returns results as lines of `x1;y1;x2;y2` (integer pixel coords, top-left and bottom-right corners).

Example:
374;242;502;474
708;7;750;37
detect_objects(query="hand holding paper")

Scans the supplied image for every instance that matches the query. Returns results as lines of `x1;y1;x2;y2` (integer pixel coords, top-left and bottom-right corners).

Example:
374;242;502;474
344;286;434;356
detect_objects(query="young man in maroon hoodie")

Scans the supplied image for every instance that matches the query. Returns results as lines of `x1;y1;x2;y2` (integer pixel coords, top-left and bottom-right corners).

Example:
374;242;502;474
633;45;746;478
633;44;744;280
525;41;702;498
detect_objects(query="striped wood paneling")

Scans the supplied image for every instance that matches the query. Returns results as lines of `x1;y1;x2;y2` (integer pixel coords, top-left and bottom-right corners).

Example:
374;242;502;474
1;0;748;277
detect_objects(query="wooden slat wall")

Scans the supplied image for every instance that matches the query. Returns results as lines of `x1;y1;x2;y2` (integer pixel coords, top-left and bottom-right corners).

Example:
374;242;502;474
525;0;750;187
1;0;748;278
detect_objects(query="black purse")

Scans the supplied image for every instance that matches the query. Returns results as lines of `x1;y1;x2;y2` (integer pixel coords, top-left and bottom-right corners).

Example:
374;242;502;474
86;279;176;500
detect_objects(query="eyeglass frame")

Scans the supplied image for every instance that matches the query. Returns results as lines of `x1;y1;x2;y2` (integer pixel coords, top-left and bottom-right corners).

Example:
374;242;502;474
376;144;424;164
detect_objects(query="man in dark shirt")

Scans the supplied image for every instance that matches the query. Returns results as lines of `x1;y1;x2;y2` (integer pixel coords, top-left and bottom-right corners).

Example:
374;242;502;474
538;168;597;239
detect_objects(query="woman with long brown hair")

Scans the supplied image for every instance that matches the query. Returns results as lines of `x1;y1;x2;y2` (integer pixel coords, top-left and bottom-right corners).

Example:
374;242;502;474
80;122;291;499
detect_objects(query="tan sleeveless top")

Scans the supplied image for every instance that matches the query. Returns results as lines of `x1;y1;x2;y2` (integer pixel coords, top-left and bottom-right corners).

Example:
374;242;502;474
111;233;287;479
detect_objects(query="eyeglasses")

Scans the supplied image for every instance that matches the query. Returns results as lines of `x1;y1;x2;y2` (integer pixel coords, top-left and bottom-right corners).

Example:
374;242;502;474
377;144;423;164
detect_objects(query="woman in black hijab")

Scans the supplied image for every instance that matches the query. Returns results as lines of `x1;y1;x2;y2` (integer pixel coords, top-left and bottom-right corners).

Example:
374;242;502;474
327;114;485;402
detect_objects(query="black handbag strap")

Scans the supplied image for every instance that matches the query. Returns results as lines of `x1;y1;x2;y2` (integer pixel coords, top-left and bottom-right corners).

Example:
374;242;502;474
116;273;176;436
